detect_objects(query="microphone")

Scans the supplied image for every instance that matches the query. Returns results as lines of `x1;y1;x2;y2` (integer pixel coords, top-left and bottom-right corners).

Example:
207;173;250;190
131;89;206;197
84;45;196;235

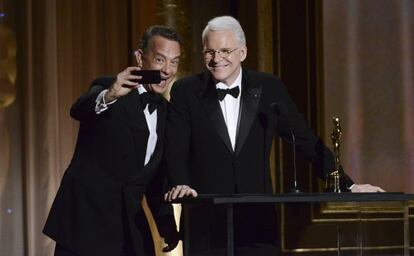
270;102;301;193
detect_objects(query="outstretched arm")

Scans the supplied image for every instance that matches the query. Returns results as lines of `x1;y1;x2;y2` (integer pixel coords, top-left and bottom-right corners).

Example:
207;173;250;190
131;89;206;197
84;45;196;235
70;67;142;122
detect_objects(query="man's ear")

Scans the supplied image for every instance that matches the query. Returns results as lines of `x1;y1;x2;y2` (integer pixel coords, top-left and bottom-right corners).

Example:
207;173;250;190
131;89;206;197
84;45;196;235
239;45;247;62
135;49;144;68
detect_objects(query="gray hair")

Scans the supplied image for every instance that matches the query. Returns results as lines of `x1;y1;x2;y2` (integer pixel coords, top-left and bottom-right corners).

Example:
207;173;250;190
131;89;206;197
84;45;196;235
202;16;246;46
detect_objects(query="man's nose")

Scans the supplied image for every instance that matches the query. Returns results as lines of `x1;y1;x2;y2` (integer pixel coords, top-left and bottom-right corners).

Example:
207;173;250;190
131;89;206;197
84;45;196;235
161;63;171;76
212;52;223;62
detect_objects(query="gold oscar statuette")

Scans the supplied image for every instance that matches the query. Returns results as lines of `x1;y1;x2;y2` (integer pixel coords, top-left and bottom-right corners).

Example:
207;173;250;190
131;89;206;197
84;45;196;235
325;117;350;193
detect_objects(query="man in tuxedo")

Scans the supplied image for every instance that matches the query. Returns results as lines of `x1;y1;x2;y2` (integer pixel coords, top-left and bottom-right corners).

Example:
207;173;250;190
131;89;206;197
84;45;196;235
164;16;384;255
43;25;181;256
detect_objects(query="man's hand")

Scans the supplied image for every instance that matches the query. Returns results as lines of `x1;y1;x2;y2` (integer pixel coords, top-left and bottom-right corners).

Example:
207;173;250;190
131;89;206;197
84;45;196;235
105;66;142;102
164;185;198;202
351;184;385;193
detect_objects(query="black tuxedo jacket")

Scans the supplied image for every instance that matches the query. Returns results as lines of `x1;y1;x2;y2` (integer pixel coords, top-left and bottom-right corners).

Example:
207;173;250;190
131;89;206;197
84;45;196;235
166;69;348;194
43;77;175;256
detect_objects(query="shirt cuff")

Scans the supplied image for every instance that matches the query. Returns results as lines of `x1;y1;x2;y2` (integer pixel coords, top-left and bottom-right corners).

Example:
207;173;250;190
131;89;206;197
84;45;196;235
95;89;117;114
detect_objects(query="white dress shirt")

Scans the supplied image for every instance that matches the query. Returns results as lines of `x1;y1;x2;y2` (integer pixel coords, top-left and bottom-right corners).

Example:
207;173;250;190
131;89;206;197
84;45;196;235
216;68;242;150
95;86;158;165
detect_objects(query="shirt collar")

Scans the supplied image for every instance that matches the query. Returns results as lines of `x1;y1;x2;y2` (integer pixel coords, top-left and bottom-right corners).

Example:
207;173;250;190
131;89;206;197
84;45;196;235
137;85;148;95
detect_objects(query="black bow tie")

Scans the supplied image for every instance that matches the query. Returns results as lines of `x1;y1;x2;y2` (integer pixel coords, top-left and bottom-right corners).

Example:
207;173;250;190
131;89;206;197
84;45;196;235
216;86;240;101
140;92;162;114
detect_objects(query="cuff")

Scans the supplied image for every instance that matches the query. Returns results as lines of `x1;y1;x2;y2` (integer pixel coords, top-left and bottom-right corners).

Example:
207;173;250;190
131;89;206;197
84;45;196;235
95;89;117;114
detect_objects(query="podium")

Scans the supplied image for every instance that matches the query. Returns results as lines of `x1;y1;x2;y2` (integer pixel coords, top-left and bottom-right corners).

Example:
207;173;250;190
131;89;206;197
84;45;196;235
174;193;414;256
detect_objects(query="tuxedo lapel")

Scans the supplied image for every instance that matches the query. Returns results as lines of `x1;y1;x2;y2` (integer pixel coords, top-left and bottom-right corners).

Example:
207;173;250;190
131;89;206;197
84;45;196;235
123;89;148;131
156;99;167;137
234;71;262;157
199;73;233;154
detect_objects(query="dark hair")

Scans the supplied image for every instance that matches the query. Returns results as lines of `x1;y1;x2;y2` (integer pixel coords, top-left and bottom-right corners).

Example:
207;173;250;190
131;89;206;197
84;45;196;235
139;25;181;52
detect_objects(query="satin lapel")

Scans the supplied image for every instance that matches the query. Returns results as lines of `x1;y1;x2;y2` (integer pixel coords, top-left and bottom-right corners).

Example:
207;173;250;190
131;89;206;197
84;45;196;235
199;74;233;154
234;72;262;157
156;99;167;139
123;89;148;131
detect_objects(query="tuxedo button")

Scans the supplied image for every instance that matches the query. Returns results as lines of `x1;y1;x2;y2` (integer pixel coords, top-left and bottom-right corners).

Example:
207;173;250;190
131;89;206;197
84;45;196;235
233;160;239;167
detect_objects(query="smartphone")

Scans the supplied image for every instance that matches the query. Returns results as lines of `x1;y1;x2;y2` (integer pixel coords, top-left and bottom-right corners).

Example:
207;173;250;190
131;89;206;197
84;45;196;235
131;70;162;84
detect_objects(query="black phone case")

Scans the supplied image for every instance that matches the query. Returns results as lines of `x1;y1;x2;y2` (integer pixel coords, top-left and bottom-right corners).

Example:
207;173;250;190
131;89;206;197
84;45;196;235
131;70;162;84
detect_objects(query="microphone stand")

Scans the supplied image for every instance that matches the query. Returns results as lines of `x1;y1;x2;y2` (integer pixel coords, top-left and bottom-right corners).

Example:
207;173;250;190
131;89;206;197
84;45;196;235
271;102;301;193
290;132;301;193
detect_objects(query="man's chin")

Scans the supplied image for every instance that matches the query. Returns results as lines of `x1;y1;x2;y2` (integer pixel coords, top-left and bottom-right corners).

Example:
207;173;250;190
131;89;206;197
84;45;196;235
210;73;228;83
208;68;227;79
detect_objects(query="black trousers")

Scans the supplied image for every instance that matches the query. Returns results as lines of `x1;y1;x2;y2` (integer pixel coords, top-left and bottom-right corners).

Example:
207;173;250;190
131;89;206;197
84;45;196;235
54;243;141;256
54;243;140;256
54;244;77;256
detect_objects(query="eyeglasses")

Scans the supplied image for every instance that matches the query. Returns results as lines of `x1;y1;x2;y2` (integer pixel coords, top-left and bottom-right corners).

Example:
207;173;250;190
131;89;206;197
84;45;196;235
202;47;239;59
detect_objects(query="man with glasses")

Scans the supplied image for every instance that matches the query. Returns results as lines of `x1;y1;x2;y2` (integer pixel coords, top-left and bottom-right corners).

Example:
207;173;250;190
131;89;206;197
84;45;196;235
43;25;181;256
164;16;384;255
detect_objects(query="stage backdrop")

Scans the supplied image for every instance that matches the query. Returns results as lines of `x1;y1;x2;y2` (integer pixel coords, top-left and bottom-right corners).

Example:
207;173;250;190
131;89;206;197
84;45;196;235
322;0;414;192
